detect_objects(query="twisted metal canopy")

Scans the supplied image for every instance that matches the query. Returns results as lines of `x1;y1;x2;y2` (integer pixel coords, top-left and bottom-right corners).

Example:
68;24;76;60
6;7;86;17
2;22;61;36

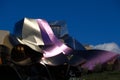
14;18;72;58
13;18;119;68
37;19;72;57
14;18;44;52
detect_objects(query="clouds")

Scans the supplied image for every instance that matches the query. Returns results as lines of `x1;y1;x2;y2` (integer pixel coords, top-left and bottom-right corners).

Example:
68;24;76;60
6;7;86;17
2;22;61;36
91;42;120;54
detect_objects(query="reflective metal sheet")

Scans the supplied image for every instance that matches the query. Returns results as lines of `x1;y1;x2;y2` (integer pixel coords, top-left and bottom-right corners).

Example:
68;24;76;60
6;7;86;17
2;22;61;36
80;50;119;70
14;18;44;52
14;18;72;58
41;53;68;66
37;19;72;57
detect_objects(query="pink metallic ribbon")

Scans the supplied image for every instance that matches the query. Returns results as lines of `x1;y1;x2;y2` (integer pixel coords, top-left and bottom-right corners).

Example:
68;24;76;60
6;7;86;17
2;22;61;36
79;50;119;70
37;19;72;58
13;18;120;67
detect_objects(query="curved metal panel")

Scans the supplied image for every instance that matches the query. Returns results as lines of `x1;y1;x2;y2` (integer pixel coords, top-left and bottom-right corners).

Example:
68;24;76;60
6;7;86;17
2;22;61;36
79;50;119;70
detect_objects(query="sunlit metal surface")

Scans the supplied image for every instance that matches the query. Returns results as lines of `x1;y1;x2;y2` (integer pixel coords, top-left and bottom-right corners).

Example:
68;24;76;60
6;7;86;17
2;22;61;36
37;19;72;57
13;18;72;58
14;18;44;52
13;17;119;70
41;53;68;66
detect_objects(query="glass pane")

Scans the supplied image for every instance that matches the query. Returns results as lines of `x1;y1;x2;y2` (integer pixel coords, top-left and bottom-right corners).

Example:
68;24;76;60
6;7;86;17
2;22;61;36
49;21;68;38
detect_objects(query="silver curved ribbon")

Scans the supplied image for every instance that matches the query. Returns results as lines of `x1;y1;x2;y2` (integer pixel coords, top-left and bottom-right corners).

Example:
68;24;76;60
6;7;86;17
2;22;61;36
14;18;119;69
15;18;72;58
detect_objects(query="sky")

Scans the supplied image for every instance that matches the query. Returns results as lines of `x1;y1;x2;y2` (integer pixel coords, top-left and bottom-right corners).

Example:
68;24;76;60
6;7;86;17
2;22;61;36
0;0;120;46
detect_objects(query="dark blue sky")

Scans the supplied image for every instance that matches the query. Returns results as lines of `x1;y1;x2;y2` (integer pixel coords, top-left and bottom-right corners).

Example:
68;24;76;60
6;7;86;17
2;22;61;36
0;0;120;45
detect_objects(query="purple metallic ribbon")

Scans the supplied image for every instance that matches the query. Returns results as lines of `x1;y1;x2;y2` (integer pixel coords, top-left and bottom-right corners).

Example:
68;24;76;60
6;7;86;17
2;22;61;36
80;50;119;70
37;19;72;58
14;18;119;68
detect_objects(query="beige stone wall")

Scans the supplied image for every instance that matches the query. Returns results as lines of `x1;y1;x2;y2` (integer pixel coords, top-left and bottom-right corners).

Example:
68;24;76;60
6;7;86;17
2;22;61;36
0;30;13;53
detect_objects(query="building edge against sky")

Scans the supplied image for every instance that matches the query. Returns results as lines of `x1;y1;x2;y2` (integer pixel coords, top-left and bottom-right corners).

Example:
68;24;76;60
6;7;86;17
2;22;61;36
0;18;120;71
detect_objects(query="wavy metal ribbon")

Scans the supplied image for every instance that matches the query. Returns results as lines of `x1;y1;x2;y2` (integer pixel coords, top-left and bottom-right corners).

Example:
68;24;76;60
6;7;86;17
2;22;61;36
22;18;44;45
13;18;119;68
79;50;119;70
15;18;44;52
14;18;72;58
37;19;72;57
